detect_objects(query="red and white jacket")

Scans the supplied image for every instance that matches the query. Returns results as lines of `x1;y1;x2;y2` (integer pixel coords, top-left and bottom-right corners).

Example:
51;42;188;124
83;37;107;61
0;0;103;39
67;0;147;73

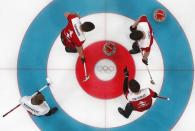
125;88;157;112
61;14;85;48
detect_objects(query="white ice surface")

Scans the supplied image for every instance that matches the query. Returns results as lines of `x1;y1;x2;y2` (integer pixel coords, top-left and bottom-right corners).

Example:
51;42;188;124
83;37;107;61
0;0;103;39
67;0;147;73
0;0;194;130
47;13;163;128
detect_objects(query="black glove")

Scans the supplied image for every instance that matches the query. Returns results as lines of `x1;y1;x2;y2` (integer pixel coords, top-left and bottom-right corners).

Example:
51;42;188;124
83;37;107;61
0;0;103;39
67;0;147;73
153;93;158;98
123;67;129;77
81;57;85;64
130;26;137;32
47;83;50;86
142;58;148;65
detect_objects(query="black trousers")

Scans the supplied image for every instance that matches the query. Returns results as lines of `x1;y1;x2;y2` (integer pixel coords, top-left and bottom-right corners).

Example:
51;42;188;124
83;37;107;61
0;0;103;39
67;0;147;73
129;41;140;54
119;103;134;118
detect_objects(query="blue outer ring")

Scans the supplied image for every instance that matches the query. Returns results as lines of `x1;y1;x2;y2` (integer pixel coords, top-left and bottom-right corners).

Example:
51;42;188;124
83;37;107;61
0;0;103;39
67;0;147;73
17;0;194;131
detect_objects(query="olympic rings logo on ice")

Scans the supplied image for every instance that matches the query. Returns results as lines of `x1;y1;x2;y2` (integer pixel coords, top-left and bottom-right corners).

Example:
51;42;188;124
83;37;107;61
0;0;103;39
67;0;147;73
18;0;193;130
96;65;115;73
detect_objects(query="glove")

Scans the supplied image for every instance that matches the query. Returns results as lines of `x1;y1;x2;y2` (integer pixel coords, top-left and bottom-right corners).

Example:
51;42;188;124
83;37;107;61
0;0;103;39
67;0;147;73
130;26;137;31
153;93;158;98
142;58;148;65
36;90;42;95
81;57;85;64
123;67;129;77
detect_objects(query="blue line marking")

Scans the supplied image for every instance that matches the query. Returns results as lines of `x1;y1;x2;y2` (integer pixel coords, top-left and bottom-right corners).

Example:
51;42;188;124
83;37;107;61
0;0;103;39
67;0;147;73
18;0;193;130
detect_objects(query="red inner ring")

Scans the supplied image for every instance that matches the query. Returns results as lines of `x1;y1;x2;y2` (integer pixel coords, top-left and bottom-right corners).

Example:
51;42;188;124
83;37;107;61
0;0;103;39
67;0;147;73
76;41;135;99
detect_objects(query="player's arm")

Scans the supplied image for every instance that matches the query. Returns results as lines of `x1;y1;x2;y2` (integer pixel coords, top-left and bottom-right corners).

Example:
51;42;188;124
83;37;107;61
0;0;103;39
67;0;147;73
142;18;153;65
141;37;153;65
75;46;85;63
142;51;150;60
149;89;158;98
141;50;150;65
123;67;129;94
131;19;139;29
38;102;50;116
131;15;145;30
20;96;29;105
